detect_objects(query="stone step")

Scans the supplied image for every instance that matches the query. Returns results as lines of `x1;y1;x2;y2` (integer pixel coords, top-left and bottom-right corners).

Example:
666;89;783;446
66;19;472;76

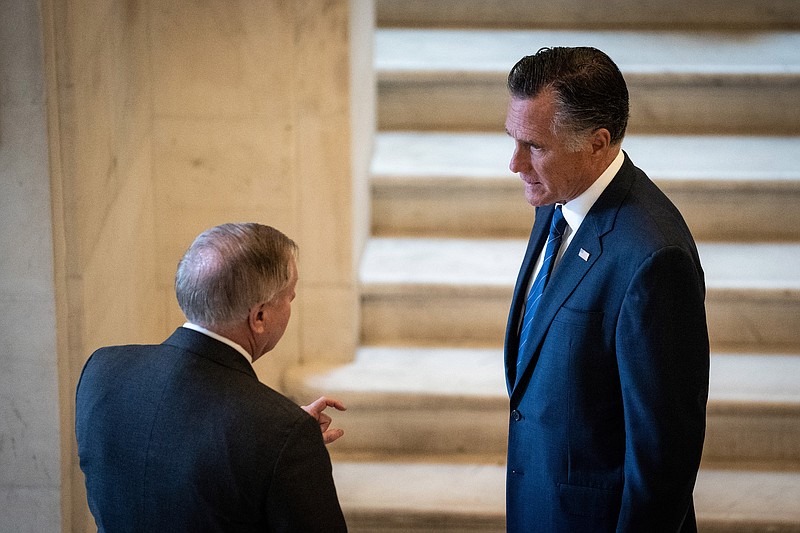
286;350;800;465
376;0;800;30
376;29;800;134
371;133;800;241
331;457;800;532
358;239;800;352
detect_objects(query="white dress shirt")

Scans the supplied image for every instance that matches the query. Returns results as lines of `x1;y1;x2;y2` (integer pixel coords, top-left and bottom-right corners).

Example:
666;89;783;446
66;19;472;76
526;148;625;296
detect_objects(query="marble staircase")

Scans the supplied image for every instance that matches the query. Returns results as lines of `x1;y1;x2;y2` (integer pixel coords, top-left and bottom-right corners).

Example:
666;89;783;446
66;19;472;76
286;2;800;531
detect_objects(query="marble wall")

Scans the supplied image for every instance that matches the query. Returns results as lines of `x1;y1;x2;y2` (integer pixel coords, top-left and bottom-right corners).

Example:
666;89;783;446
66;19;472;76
147;0;368;383
42;0;159;528
0;0;372;530
0;2;63;531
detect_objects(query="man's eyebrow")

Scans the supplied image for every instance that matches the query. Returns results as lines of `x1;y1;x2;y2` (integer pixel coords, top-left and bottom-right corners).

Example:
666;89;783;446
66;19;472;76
507;130;534;145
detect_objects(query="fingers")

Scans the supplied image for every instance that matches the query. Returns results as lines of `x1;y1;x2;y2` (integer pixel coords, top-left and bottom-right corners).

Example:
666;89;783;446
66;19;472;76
322;428;344;445
301;396;346;419
306;396;347;414
326;397;347;411
318;412;332;432
300;396;346;445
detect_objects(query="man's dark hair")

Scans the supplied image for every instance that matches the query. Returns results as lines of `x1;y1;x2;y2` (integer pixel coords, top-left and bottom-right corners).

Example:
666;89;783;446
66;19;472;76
508;47;629;145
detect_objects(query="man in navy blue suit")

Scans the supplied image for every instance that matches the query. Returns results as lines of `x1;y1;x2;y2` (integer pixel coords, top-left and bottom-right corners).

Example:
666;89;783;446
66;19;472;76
503;47;709;532
76;223;348;532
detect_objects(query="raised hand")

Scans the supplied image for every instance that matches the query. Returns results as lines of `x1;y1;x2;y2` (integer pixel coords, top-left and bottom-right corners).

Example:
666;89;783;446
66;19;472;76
301;396;347;444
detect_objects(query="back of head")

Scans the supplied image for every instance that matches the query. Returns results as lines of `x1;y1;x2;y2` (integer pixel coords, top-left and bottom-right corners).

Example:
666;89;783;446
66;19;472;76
175;223;298;329
507;47;629;145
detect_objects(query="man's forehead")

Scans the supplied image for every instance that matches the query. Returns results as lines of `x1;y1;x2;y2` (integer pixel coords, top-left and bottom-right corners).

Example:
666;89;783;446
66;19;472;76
505;97;553;141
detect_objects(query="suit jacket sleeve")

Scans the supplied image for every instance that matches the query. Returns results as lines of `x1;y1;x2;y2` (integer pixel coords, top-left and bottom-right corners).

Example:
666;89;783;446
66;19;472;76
266;412;347;532
615;245;709;531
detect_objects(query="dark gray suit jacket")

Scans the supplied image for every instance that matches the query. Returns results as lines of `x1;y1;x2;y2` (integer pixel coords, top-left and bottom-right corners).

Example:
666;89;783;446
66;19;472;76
76;327;346;532
504;153;709;532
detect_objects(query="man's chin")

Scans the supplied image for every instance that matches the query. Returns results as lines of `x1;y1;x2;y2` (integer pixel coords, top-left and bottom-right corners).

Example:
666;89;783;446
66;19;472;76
525;192;550;207
524;184;549;207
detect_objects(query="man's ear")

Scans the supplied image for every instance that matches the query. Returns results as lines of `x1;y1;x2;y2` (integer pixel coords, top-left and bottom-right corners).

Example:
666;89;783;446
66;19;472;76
248;302;269;334
589;128;611;155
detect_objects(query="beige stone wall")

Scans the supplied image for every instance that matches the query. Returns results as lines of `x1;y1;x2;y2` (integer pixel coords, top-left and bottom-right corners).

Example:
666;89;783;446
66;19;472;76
37;0;369;529
148;0;366;387
0;2;63;531
43;0;159;529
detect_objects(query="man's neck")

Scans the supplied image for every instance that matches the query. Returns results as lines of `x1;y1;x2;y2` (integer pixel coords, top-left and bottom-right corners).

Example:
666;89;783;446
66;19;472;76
182;322;254;364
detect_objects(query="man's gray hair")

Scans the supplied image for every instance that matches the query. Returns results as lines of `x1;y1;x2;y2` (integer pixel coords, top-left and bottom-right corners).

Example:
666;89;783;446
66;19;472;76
175;223;298;329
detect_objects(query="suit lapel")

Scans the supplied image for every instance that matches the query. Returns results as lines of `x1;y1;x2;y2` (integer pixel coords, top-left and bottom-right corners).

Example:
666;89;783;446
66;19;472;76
511;228;602;392
505;207;550;392
509;153;637;398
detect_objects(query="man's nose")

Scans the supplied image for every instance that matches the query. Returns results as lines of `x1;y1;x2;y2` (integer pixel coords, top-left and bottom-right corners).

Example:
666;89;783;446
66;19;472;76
509;144;528;173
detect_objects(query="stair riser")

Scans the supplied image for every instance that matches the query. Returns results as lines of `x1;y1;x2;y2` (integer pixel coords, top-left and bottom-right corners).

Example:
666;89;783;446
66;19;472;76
331;408;508;457
344;512;800;533
334;461;800;533
325;403;800;466
703;411;800;464
664;188;800;242
379;78;800;134
345;514;504;533
346;516;800;533
360;292;510;348
372;183;530;239
695;522;800;533
707;296;800;353
373;183;800;241
376;0;800;30
362;291;800;352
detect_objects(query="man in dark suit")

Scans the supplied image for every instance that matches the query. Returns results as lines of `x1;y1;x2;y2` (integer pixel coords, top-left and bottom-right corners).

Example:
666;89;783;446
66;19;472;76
76;223;348;532
503;48;710;532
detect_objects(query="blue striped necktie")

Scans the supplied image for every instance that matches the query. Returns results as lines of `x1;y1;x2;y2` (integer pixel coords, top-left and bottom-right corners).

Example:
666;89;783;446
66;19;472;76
517;205;568;376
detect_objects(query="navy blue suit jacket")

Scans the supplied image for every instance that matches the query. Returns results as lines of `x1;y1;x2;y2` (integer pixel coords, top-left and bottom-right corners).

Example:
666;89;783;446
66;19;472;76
76;327;346;532
504;153;709;532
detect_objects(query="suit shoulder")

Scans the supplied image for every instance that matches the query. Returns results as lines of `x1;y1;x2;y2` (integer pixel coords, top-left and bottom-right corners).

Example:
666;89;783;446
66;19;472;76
186;359;307;426
235;378;309;425
81;343;180;379
616;167;697;253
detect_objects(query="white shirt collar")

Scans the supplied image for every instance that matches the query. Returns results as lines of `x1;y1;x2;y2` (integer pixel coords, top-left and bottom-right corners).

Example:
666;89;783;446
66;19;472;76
561;148;625;235
182;322;253;365
525;148;626;295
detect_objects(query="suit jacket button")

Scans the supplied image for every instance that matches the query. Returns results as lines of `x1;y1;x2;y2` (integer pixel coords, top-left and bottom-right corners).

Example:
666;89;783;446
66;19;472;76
511;409;522;421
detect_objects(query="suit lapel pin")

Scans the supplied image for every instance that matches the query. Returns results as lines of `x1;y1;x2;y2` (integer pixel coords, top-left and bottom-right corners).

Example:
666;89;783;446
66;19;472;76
578;248;590;261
